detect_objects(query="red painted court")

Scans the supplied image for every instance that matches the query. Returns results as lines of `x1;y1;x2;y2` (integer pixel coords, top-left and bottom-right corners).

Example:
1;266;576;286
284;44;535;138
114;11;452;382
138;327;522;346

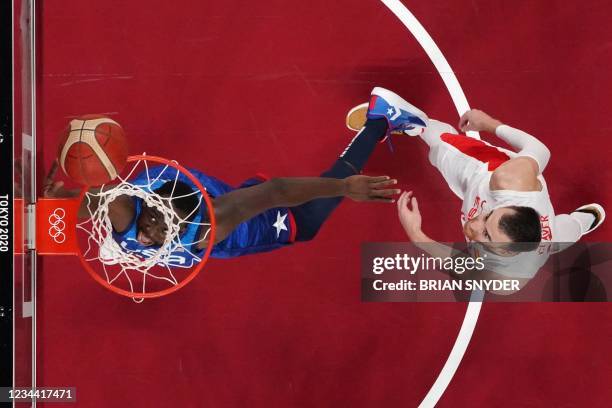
11;0;612;406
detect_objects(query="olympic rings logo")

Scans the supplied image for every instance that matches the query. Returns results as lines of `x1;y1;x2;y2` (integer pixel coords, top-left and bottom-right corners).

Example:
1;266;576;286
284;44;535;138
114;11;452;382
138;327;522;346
48;207;66;244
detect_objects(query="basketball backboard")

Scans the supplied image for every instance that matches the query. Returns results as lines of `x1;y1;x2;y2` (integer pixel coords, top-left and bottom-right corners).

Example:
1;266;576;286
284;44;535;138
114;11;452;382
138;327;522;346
9;1;39;407
0;0;15;405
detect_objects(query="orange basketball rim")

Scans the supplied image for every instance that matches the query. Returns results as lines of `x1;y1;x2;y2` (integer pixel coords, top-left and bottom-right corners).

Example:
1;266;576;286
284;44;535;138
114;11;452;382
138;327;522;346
14;155;217;299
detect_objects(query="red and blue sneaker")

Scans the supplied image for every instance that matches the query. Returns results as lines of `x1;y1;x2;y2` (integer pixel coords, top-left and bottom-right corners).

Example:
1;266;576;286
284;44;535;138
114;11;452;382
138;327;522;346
367;87;428;141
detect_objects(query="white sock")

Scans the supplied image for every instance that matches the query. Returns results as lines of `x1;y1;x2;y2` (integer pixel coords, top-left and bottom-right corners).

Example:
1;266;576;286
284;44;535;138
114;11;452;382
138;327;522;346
570;211;596;234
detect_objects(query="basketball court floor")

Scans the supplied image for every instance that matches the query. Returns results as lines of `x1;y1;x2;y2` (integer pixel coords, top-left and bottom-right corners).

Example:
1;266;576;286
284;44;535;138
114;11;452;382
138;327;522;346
8;0;612;406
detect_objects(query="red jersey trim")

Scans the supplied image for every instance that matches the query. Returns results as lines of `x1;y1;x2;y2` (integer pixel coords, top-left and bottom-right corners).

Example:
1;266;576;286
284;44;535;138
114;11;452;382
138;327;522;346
441;133;511;171
287;210;297;243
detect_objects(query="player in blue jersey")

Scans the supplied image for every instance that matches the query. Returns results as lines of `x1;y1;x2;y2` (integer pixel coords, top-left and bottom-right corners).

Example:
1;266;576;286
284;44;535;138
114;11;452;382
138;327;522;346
43;88;428;266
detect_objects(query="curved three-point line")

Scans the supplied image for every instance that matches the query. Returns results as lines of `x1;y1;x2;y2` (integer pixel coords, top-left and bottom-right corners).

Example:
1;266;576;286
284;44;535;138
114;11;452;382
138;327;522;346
378;1;484;407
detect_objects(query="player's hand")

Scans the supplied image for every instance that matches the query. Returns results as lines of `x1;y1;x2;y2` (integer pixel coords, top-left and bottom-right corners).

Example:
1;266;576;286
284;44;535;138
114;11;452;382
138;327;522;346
458;109;502;133
397;191;422;237
42;160;67;198
344;175;400;203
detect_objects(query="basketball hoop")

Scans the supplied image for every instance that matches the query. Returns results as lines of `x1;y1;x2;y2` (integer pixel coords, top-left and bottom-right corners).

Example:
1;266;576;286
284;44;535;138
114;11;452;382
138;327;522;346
20;155;216;300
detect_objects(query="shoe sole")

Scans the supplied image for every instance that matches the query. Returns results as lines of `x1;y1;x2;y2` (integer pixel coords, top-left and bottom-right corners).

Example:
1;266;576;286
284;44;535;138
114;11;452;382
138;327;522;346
346;102;404;134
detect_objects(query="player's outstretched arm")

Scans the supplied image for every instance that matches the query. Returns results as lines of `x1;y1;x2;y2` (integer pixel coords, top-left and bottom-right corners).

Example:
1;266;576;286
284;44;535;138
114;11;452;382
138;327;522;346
209;175;400;244
459;109;550;192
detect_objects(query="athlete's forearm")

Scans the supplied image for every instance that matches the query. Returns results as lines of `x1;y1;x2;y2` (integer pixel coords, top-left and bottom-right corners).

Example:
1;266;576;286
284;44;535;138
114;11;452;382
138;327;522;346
405;228;456;259
271;177;347;207
494;124;551;173
407;229;479;279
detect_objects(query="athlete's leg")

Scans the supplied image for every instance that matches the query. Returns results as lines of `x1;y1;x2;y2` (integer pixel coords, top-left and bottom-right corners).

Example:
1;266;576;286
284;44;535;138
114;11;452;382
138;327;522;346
291;118;387;241
418;119;458;148
554;204;606;244
417;119;499;200
550;212;594;255
553;214;583;242
335;118;388;176
291;87;433;242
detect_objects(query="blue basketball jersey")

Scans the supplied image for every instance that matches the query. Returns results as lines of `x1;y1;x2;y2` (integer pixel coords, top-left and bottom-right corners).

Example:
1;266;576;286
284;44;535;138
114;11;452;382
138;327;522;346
112;166;296;268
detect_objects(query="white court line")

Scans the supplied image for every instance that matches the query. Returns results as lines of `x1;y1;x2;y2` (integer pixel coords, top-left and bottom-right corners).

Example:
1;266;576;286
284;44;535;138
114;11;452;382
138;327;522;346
378;1;483;407
380;0;480;140
419;290;484;408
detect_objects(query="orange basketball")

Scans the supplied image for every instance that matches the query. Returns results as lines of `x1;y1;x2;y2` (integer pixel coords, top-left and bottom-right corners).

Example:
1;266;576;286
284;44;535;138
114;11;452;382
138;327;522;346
58;115;128;186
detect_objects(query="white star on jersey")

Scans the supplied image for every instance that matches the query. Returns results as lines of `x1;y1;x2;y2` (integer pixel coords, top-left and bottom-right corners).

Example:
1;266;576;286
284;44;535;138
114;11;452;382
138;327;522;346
272;211;288;238
387;107;394;116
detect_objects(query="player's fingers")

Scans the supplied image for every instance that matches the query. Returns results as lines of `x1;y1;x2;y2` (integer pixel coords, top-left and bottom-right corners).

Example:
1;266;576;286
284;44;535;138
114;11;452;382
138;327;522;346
52;180;64;193
458;112;470;130
368;175;391;183
373;188;401;197
371;178;397;188
411;196;419;212
369;197;395;203
397;191;408;210
399;191;415;213
404;191;416;210
461;121;473;132
44;181;63;197
468;122;478;131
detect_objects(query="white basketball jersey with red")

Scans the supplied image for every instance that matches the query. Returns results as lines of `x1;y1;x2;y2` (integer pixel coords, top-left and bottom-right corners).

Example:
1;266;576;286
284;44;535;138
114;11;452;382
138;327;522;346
458;146;556;278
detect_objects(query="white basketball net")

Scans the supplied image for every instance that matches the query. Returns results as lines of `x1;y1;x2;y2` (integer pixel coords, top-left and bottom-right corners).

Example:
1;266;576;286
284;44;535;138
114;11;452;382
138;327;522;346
76;157;213;299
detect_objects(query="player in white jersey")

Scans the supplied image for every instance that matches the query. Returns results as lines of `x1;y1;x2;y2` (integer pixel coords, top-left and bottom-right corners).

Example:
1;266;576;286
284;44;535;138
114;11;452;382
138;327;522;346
347;89;606;282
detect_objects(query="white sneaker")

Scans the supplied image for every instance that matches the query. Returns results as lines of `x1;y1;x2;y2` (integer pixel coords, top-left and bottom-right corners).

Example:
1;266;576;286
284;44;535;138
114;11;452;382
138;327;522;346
571;203;606;235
